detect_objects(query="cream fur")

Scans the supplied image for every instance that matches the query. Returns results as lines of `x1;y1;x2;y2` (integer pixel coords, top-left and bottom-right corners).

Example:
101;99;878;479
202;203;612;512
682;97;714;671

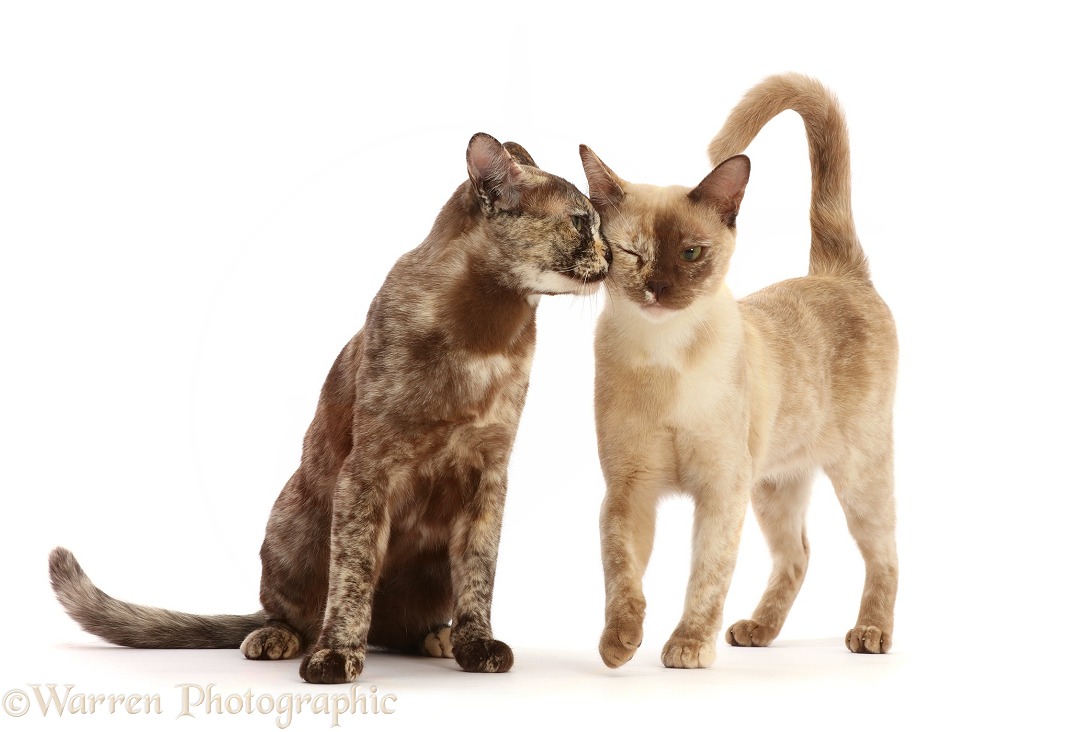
583;73;898;670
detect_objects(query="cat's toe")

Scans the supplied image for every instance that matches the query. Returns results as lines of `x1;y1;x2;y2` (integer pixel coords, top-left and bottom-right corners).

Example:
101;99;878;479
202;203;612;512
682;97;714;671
453;638;513;673
300;647;364;684
661;636;716;669
845;625;890;654
421;625;454;659
599;616;643;668
241;627;301;660
725;619;777;648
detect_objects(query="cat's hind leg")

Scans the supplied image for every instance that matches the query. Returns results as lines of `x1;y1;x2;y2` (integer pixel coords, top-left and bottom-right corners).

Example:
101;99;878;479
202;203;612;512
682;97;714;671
825;433;898;654
726;471;813;648
241;622;303;660
244;473;333;662
420;624;453;658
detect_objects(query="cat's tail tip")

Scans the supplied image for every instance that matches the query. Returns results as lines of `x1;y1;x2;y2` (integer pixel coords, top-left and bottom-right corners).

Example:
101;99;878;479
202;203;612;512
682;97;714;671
49;546;86;599
48;546;117;636
48;546;265;649
49;545;78;572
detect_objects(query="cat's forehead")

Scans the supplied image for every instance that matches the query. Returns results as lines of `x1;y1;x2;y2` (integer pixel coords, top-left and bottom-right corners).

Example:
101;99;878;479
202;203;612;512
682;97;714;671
605;184;714;248
520;169;594;215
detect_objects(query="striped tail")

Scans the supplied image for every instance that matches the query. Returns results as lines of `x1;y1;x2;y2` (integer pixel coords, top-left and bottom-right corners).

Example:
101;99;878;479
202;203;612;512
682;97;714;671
49;547;264;649
708;73;869;280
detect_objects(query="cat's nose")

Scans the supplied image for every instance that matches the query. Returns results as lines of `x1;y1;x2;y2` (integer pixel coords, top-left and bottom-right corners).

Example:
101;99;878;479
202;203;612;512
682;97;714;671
603;244;613;265
646;280;671;299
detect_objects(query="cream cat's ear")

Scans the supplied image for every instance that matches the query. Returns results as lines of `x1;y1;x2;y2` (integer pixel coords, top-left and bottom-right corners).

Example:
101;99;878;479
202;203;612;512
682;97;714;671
579;145;626;209
689;155;751;227
467;133;527;212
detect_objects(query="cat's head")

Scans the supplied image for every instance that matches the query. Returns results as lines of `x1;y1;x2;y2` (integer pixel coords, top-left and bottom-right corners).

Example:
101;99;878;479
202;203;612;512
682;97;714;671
578;145;750;320
466;133;610;296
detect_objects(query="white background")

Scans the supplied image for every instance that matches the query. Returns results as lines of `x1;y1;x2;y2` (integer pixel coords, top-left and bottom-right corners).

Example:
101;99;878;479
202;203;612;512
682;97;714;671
2;1;1070;729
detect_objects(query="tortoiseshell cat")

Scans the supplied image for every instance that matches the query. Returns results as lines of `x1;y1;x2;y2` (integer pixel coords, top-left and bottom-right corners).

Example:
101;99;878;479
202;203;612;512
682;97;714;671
50;133;610;683
581;74;897;669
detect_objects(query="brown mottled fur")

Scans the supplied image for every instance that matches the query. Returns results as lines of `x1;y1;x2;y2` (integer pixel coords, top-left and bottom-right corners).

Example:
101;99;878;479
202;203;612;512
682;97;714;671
49;133;609;683
581;74;897;669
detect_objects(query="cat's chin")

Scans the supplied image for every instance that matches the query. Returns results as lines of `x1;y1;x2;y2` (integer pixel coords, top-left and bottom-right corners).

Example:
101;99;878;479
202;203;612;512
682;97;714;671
571;280;605;297
635;302;680;323
526;271;605;298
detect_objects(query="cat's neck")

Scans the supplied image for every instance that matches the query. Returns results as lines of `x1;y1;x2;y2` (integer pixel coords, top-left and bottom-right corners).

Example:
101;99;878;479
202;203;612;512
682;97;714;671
602;284;742;368
419;189;537;356
423;182;482;245
443;244;537;355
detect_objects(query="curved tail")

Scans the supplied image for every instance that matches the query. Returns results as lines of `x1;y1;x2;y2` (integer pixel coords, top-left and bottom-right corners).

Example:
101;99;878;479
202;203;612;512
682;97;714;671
708;73;869;280
49;547;264;649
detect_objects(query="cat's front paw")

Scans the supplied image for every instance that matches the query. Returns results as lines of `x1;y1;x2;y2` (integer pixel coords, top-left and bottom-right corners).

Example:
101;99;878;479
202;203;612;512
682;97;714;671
599;615;643;668
300;647;365;684
241;627;302;660
845;625;890;654
725;619;778;648
421;625;454;659
453;638;513;673
661;635;715;669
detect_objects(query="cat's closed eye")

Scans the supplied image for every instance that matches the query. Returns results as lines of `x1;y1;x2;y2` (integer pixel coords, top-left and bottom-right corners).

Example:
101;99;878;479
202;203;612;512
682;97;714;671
616;244;644;262
571;214;590;234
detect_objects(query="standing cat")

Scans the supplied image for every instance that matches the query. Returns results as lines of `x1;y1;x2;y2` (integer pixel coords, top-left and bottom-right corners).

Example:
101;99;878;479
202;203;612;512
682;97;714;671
580;73;897;669
49;133;610;684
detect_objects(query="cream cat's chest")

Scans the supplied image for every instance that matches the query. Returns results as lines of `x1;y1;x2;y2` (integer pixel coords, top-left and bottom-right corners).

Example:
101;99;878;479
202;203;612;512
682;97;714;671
642;352;746;433
620;319;745;424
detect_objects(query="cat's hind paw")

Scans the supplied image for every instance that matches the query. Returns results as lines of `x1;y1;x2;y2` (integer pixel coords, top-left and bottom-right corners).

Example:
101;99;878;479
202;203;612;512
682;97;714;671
661;635;715;669
300;647;365;684
453;638;513;673
599;616;643;668
421;625;453;659
845;625;890;654
725;619;778;648
241;626;302;660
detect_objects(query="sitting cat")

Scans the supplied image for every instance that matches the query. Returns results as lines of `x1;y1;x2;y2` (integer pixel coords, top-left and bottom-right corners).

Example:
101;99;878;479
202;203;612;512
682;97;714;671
50;132;610;683
580;73;897;669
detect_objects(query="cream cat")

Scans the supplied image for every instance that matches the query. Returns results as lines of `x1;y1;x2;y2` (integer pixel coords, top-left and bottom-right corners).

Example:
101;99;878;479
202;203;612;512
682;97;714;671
580;73;897;669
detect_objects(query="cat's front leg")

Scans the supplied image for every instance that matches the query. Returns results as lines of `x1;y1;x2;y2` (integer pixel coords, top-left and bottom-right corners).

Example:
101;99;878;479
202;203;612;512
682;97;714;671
300;457;390;684
598;468;663;668
447;467;513;673
662;471;751;669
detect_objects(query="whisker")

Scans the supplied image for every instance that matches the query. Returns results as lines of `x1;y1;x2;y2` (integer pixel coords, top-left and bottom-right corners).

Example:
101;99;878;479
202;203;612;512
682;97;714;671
698;312;720;344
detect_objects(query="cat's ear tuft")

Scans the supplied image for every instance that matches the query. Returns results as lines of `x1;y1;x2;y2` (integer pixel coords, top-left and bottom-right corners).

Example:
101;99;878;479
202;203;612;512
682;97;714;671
689;155;750;228
579;145;626;209
467;133;526;212
503;141;539;169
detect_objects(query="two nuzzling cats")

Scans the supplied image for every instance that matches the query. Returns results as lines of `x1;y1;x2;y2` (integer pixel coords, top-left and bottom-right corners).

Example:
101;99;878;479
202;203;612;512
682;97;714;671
50;74;897;681
50;133;610;683
582;73;897;669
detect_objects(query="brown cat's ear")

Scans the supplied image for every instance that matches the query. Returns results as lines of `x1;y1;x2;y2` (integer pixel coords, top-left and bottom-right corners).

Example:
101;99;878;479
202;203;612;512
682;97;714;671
689;154;750;227
579;145;626;209
502;141;538;169
467;132;526;212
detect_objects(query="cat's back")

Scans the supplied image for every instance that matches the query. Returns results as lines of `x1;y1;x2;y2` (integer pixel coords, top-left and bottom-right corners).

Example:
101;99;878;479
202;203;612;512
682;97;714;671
743;272;893;431
738;274;897;469
740;274;896;371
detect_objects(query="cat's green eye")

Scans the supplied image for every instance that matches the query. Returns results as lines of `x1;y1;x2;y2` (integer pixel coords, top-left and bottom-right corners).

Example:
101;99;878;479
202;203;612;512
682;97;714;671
680;246;704;262
571;214;589;234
